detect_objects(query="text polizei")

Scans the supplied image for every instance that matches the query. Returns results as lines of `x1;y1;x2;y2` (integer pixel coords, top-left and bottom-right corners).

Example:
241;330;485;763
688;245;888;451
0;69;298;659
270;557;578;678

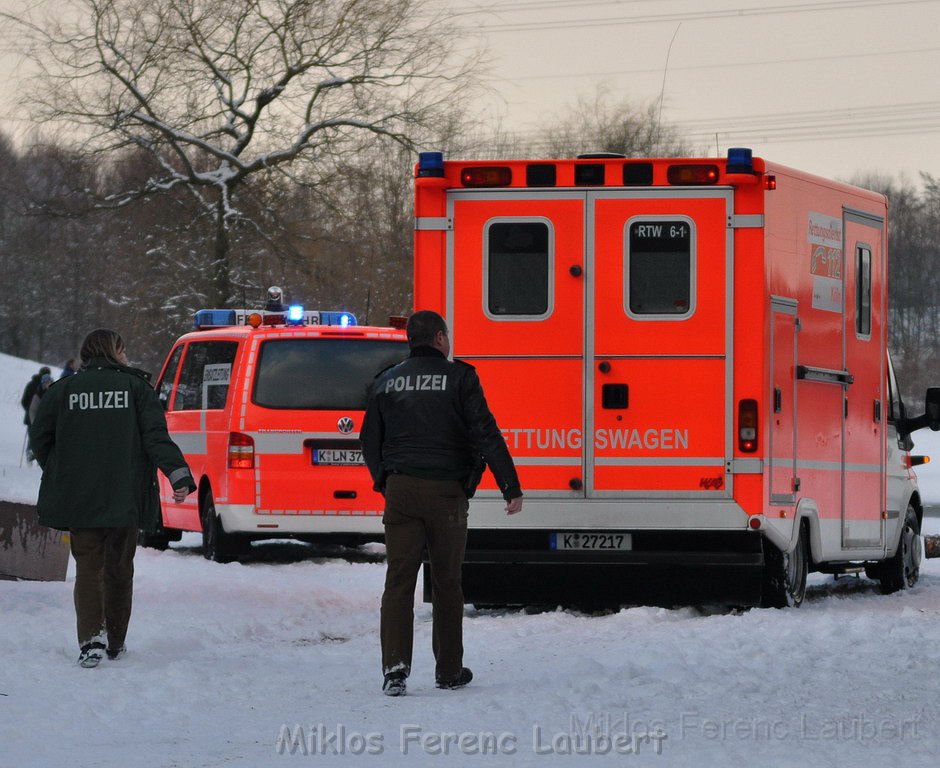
384;374;448;394
68;391;130;411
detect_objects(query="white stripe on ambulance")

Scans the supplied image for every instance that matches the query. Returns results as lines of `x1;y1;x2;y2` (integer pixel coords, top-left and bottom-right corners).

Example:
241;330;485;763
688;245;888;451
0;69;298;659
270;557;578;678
501;427;689;451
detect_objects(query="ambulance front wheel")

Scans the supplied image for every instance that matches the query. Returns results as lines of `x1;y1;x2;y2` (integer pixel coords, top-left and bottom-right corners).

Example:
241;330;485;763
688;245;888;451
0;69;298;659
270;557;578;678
875;505;921;594
761;522;809;609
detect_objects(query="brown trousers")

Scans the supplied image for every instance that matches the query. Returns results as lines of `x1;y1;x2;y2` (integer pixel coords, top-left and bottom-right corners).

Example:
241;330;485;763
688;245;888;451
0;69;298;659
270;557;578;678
69;527;138;649
381;474;468;681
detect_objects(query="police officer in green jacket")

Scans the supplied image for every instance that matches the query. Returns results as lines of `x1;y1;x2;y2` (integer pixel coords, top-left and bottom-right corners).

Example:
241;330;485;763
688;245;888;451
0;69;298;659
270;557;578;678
30;328;196;668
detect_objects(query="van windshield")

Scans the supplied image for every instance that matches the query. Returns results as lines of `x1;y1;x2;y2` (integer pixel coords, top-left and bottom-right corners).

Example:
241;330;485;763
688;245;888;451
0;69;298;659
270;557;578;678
253;338;408;410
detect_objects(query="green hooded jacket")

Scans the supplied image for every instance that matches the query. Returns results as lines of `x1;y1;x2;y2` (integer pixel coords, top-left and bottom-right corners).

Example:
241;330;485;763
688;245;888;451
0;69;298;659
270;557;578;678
29;358;196;532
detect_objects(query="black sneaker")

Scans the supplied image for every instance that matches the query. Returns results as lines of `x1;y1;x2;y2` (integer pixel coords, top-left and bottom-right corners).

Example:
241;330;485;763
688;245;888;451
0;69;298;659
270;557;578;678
436;667;473;690
106;646;126;661
78;642;105;668
382;671;407;697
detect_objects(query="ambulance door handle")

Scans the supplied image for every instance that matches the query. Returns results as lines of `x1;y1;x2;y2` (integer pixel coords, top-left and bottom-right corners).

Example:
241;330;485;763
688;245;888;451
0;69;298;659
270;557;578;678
774;388;782;413
569;265;583;277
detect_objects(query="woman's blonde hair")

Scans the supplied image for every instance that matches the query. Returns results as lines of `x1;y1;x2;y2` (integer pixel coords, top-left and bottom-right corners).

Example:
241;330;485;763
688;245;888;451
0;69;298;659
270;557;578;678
80;328;126;366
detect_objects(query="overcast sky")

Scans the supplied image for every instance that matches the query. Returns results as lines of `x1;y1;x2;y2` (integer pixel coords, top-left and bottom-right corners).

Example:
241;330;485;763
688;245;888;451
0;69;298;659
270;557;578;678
442;0;940;185
1;0;937;187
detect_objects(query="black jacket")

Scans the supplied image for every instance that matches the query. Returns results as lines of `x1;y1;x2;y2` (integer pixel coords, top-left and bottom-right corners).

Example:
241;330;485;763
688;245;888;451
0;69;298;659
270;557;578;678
30;358;196;532
361;347;521;501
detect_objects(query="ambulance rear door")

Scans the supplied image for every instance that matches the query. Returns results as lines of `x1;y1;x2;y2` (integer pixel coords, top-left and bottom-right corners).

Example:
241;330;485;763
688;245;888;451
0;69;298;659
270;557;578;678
589;189;734;500
445;190;587;496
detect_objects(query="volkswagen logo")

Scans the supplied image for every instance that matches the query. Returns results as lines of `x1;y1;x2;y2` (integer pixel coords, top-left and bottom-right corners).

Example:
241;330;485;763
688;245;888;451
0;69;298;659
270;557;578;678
337;417;355;434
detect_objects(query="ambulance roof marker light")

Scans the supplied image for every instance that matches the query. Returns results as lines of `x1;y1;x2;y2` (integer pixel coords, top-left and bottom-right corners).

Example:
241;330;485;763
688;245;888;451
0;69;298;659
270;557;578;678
286;305;305;325
417;151;445;178
340;313;351;328
726;147;754;174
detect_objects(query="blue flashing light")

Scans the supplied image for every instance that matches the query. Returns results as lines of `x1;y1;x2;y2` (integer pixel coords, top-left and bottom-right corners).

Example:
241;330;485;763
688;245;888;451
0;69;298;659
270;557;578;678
286;305;305;324
417;151;445;178
320;311;358;327
727;147;754;174
194;309;236;328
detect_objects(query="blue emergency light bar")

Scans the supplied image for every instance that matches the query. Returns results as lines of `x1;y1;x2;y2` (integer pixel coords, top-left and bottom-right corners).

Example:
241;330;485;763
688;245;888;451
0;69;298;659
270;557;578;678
194;308;358;329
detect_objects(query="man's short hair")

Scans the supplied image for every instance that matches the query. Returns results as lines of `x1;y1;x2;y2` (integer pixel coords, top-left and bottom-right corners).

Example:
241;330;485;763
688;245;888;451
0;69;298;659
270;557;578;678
406;310;447;349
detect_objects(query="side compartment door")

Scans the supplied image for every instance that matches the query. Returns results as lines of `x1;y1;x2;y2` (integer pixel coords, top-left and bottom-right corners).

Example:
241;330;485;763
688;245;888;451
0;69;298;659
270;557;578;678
769;298;798;506
589;191;732;498
447;192;586;495
842;209;886;549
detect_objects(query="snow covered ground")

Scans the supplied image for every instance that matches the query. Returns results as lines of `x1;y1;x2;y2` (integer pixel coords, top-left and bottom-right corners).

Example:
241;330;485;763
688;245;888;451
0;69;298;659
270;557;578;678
3;351;940;767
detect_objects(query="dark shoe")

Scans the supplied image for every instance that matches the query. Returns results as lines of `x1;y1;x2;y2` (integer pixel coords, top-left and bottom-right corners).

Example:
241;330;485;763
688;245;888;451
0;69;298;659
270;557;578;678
382;671;407;697
436;667;473;690
106;646;126;661
78;642;105;668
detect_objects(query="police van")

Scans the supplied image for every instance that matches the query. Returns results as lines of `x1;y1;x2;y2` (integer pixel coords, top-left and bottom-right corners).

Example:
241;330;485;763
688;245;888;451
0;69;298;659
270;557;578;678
412;148;940;607
147;297;408;561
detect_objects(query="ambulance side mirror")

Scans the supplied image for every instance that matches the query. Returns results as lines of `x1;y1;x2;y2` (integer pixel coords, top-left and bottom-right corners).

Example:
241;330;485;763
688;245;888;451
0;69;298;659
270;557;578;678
926;387;940;431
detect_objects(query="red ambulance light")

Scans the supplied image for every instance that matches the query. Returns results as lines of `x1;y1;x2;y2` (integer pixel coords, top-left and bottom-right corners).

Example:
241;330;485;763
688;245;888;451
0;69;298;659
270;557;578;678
460;166;512;187
388;315;408;329
228;432;255;469
748;516;762;530
765;175;777;190
738;398;759;452
667;164;720;185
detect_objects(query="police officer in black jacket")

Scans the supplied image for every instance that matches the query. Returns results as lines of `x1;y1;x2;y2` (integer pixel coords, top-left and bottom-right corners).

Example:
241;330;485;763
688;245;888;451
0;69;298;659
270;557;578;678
361;310;522;697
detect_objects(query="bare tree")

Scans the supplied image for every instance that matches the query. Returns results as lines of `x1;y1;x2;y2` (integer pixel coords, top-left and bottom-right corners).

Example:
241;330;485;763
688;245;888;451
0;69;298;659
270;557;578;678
538;87;694;159
7;0;479;305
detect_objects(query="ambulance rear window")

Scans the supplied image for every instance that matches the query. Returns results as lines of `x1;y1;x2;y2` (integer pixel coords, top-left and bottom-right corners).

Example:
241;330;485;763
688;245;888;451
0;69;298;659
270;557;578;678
485;220;552;318
626;219;693;316
253;338;408;410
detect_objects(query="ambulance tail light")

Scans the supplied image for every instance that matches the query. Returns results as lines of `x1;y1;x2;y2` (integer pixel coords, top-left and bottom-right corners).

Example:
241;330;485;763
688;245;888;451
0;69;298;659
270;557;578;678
228;432;254;469
460;166;512;187
667;164;719;185
738;399;759;452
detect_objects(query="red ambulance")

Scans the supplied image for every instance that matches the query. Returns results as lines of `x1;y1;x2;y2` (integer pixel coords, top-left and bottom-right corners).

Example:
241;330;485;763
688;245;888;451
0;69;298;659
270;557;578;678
148;302;408;561
412;148;940;607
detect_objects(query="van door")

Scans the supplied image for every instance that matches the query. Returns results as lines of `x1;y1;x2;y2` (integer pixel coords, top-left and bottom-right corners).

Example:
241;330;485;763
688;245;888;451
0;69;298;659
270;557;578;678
841;209;886;549
589;190;733;498
447;192;587;495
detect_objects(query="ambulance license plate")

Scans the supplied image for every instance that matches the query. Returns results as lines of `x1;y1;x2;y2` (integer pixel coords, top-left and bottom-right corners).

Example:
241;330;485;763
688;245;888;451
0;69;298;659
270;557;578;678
551;532;632;551
314;449;364;466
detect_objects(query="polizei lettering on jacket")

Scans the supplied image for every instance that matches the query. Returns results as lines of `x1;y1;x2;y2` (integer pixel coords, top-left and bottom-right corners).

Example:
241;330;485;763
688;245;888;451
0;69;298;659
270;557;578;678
68;391;130;410
384;374;448;394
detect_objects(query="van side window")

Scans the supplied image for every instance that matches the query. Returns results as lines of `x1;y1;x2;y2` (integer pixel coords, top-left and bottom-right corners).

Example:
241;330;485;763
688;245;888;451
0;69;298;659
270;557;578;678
626;219;693;316
856;245;872;338
156;345;184;409
173;341;239;411
485;220;552;318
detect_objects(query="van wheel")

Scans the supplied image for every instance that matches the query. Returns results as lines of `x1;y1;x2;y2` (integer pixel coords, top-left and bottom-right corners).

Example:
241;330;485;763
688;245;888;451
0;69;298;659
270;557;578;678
877;505;921;594
201;493;242;563
761;523;809;608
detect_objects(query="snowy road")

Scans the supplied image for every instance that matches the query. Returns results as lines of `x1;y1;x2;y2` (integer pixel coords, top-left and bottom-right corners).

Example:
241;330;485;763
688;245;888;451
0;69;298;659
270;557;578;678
3;353;940;767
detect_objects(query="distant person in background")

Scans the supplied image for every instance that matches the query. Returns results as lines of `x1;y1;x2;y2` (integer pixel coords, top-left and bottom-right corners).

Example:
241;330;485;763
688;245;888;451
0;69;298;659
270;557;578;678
27;373;53;426
29;329;196;668
59;358;79;379
20;366;51;465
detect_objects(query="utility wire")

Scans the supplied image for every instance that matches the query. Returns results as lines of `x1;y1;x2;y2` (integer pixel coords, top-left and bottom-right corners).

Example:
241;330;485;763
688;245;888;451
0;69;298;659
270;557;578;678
469;0;940;32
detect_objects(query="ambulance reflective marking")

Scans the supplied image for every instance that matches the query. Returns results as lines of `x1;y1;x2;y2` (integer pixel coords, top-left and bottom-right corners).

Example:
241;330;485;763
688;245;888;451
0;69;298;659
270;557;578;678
253;509;383;516
595;457;724;466
246;431;359;454
511;457;581;466
171;432;208;454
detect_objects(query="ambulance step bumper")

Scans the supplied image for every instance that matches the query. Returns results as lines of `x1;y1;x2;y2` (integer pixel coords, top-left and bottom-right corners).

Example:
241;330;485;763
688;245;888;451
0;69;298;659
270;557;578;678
437;530;765;607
